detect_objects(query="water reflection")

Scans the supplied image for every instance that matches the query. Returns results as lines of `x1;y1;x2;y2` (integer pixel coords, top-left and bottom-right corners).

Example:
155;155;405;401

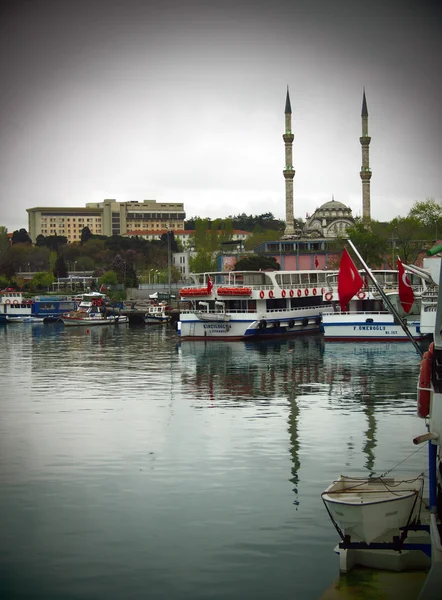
0;326;428;600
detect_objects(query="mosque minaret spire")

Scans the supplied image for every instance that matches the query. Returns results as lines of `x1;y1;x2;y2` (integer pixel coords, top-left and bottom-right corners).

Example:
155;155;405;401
283;86;296;236
360;89;372;221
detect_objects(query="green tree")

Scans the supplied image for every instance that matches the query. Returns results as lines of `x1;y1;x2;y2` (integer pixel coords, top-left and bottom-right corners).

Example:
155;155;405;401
385;217;428;266
332;220;389;268
11;228;32;245
80;226;93;244
53;254;68;278
31;272;55;291
408;198;442;231
234;255;280;271
99;271;118;286
0;226;9;254
36;234;68;252
189;251;217;273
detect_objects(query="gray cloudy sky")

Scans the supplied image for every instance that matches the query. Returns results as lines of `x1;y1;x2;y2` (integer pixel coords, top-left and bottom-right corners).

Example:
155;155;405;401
0;0;441;232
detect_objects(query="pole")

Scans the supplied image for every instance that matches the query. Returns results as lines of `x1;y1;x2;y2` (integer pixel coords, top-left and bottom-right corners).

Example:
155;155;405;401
347;239;423;356
167;230;172;299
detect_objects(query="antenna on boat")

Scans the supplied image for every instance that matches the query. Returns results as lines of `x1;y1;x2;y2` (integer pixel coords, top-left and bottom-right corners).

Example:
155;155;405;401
347;239;423;356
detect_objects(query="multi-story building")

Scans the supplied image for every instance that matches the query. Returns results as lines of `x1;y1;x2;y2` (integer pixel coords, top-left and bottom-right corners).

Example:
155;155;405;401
124;228;251;250
27;199;185;243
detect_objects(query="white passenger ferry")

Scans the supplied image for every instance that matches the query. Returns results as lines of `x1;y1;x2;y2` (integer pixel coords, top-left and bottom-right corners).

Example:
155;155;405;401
177;269;335;340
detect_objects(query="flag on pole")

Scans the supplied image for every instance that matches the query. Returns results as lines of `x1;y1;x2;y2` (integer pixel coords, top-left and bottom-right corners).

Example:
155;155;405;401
397;258;415;313
314;255;319;269
337;248;363;311
100;283;106;292
207;275;213;294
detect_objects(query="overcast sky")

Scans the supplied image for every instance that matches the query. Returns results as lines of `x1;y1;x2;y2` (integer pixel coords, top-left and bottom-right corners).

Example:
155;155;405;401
0;0;441;233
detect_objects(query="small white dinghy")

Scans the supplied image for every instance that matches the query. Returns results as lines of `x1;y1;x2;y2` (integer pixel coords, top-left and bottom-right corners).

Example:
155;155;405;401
322;475;424;544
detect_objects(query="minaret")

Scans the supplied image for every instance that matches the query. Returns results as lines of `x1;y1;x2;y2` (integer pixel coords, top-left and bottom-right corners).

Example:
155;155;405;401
360;89;372;221
283;87;296;236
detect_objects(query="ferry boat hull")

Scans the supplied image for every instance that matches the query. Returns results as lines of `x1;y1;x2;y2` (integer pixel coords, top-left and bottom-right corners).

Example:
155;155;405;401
322;312;423;342
179;311;323;340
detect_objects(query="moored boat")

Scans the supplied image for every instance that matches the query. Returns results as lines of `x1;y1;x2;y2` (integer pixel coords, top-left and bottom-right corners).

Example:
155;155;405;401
178;269;335;340
322;475;424;544
144;303;171;325
0;290;33;322
59;292;128;327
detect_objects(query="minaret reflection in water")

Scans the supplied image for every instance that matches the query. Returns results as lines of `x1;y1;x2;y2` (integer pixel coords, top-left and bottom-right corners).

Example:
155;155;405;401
177;337;422;508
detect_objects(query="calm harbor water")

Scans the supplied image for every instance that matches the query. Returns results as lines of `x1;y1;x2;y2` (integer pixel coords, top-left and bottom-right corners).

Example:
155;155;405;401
0;322;430;599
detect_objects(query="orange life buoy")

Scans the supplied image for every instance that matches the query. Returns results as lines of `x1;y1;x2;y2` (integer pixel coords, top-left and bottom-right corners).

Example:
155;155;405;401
325;292;333;301
357;291;366;300
92;300;98;306
312;288;317;296
281;290;286;298
321;287;325;295
5;299;10;304
268;290;274;299
259;290;265;299
290;290;294;298
297;289;302;297
305;289;309;296
12;300;19;305
27;299;32;305
417;342;433;418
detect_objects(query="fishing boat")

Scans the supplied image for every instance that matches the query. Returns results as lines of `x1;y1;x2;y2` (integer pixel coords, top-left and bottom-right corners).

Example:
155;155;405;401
0;290;33;322
178;269;335;340
144;303;171;325
59;292;128;327
322;475;424;544
321;269;424;341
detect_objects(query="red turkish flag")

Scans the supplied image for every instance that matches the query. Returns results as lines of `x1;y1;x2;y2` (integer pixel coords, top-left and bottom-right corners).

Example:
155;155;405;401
207;275;213;294
314;255;319;269
338;248;363;311
397;258;414;313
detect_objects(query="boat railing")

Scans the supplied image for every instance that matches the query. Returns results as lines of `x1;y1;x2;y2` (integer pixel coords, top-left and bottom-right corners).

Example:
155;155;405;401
322;309;411;316
180;304;326;315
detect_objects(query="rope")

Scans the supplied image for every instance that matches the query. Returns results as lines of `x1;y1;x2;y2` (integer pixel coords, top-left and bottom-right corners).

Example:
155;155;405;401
378;443;427;478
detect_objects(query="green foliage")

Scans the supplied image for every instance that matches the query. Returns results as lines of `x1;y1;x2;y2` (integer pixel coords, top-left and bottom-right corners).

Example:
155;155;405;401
36;234;68;251
185;213;285;234
332;220;389;269
11;228;32;244
0;275;10;289
234;255;280;271
80;226;93;244
385;216;429;266
53;254;68;278
408;198;442;229
99;271;118;286
244;227;281;250
0;226;9;254
31;272;56;290
189;251;217;273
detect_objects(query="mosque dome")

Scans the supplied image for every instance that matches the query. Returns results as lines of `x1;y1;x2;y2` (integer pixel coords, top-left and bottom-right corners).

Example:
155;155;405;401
304;197;355;239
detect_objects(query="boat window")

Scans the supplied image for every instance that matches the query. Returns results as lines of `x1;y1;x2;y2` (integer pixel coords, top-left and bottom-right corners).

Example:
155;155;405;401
309;273;318;284
291;273;300;285
300;273;309;284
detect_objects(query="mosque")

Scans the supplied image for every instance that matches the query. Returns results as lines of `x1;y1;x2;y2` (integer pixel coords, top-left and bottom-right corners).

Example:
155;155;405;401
254;88;372;270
